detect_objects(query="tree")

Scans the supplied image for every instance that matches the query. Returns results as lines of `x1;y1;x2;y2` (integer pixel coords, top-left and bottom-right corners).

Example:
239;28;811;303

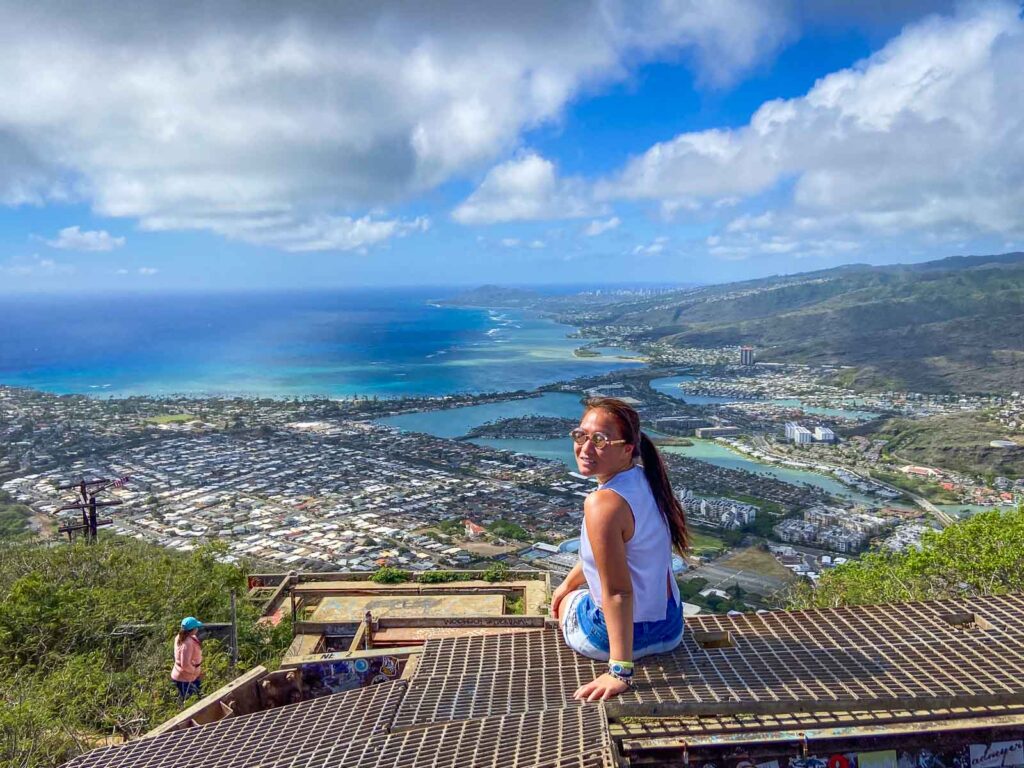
789;504;1024;609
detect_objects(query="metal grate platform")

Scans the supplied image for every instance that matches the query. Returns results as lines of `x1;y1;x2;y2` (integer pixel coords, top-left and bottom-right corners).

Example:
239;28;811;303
394;667;592;728
413;629;601;678
405;594;1024;723
355;705;615;768
61;593;1024;768
64;680;406;768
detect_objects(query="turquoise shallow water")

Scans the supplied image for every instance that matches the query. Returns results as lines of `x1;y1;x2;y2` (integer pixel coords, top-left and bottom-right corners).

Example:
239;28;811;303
378;397;887;506
649;376;880;420
937;503;1014;519
0;290;640;398
661;441;884;506
377;392;585;440
769;398;880;421
649;375;739;405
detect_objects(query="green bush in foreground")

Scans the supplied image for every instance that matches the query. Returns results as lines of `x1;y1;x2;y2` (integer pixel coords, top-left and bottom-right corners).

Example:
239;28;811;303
418;570;469;584
370;566;409;584
481;562;511;583
789;504;1024;609
0;537;293;768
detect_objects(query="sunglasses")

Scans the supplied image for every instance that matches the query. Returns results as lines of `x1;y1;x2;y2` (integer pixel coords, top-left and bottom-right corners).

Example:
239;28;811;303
569;428;628;449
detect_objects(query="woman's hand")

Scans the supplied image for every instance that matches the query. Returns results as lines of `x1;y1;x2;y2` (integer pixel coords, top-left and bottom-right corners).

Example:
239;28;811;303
550;583;571;619
573;673;630;702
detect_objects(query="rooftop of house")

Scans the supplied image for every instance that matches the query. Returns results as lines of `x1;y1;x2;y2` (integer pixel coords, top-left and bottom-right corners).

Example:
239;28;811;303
62;591;1024;768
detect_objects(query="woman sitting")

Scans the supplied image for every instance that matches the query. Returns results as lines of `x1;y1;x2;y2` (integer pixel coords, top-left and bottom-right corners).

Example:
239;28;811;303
551;397;688;702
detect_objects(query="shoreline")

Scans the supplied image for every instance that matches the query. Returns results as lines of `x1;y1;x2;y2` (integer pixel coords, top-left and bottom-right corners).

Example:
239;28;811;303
0;301;644;403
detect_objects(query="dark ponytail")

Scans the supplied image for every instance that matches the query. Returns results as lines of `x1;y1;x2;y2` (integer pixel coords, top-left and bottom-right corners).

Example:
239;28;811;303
584;397;689;553
638;433;689;553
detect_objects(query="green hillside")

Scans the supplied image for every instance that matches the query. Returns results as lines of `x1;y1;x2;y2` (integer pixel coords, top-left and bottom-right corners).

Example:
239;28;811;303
867;411;1023;478
789;505;1024;608
572;253;1024;393
0;537;292;768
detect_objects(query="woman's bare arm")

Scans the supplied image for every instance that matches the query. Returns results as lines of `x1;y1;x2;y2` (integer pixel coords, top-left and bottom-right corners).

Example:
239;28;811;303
574;489;634;702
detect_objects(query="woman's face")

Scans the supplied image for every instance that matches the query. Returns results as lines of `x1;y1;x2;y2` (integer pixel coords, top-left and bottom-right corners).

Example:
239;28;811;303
573;408;634;481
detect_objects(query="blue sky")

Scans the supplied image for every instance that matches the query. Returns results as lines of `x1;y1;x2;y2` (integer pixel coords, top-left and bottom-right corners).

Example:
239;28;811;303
1;0;1021;292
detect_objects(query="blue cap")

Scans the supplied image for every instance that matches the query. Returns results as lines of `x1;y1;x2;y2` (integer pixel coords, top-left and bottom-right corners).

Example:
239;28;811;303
181;616;203;631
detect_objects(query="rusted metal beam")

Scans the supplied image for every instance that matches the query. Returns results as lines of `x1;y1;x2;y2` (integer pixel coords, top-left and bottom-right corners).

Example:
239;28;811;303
291;583;519;596
606;691;1024;720
145;665;268;737
622;710;1024;751
376;615;547;629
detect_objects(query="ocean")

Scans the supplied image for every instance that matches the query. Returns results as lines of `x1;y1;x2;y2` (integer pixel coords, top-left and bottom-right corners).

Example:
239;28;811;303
0;289;640;398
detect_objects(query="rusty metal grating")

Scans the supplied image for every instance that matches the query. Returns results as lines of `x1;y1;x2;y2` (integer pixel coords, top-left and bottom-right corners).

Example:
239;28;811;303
611;702;1024;740
395;666;597;728
63;680;406;768
414;628;601;678
405;594;1024;723
64;594;1024;768
353;705;614;768
687;594;1024;648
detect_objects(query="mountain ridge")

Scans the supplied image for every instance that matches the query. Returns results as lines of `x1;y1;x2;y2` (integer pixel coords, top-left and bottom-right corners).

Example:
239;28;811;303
535;252;1024;393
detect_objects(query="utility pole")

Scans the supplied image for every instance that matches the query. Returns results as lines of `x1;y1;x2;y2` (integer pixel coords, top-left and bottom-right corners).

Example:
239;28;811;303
55;475;129;542
230;591;239;669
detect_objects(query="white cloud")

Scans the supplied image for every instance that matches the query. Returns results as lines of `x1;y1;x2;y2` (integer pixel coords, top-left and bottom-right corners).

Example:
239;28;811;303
658;197;703;220
632;236;668;257
2;254;75;277
0;1;789;251
725;212;775;233
453;153;602;224
584;216;620;236
499;237;546;249
138;212;429;252
609;2;1024;251
608;0;795;88
44;225;125;251
138;267;159;275
708;227;863;261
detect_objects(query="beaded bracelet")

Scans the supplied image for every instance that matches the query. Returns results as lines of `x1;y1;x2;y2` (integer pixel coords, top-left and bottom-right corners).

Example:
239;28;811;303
608;660;634;678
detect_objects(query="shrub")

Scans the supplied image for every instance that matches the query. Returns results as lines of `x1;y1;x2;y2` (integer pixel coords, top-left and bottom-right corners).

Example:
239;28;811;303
418;571;463;584
504;595;524;615
481;562;510;583
370;566;409;584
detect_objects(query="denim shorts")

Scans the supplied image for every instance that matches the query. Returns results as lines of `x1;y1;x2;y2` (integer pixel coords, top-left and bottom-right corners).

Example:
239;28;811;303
559;588;684;661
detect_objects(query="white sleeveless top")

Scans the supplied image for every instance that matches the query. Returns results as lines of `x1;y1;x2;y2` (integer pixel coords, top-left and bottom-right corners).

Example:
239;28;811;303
579;465;680;622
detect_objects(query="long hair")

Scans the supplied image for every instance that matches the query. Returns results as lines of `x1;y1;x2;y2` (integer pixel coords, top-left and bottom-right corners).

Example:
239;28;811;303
584;397;689;552
176;628;192;646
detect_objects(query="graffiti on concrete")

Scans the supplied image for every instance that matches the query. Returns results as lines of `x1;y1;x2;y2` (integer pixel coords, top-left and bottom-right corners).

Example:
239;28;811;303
297;655;405;698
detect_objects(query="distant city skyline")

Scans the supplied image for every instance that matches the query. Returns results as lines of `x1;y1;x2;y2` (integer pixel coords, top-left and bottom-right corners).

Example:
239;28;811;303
1;0;1022;293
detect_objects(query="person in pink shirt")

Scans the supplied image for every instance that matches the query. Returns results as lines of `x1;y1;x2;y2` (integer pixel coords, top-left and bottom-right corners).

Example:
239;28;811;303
171;616;204;703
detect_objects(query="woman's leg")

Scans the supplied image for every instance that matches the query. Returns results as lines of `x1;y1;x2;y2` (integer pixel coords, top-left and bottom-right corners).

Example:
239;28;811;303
559;589;610;661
